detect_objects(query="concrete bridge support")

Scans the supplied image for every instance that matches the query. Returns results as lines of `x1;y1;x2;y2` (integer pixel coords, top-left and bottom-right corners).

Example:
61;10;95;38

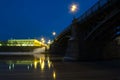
64;18;80;60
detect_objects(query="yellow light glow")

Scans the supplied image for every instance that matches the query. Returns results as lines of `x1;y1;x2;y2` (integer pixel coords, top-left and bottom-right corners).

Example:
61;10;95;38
42;40;45;43
53;71;56;79
47;40;51;44
34;60;38;69
41;38;45;42
9;65;12;70
40;60;45;70
48;60;51;68
39;58;42;63
70;3;78;13
48;62;51;69
7;39;42;46
71;4;77;12
34;40;41;46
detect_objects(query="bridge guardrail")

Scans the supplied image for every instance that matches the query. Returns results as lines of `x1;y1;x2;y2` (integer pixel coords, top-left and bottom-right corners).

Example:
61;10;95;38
78;0;110;22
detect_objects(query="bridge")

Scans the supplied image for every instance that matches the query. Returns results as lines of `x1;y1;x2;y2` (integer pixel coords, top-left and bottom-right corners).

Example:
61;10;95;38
49;0;120;60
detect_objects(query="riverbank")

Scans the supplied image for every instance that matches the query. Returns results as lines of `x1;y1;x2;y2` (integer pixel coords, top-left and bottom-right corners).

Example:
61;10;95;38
0;46;42;52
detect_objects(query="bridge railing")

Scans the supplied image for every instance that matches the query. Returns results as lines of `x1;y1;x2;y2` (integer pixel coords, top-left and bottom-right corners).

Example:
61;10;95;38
78;0;110;22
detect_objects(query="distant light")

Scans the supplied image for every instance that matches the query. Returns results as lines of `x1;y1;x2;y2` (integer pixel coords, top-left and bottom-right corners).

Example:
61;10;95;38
34;60;38;69
47;40;51;44
71;4;77;12
41;38;45;41
30;63;33;67
52;32;56;36
9;65;12;70
53;71;56;79
47;57;51;69
27;65;30;70
40;58;42;63
70;3;79;14
12;64;15;68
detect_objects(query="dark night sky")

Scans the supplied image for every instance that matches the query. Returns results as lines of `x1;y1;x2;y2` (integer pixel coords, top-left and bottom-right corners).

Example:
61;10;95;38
0;0;98;41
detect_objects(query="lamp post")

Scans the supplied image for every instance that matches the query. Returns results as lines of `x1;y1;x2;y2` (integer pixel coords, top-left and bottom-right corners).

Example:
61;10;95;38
64;2;80;60
70;3;78;18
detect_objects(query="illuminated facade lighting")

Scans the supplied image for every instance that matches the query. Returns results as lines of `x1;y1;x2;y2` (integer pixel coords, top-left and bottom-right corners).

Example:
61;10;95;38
7;39;42;46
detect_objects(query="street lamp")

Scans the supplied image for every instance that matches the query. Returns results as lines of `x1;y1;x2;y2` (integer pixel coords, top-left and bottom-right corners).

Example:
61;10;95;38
52;32;56;36
41;37;45;43
52;31;56;40
70;3;79;18
70;4;77;12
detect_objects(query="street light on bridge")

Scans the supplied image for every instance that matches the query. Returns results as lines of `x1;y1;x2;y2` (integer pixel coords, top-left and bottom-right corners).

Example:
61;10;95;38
70;4;77;12
70;3;79;18
52;31;56;40
52;32;56;36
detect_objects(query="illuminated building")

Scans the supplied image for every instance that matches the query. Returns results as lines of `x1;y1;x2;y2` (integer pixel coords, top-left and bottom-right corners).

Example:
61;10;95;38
7;39;42;46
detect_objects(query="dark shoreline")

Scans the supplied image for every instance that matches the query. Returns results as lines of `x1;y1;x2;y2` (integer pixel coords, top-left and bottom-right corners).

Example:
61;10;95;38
0;46;41;52
0;55;34;60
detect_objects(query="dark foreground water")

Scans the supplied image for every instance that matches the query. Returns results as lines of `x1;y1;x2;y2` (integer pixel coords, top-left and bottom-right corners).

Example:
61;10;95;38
0;53;120;80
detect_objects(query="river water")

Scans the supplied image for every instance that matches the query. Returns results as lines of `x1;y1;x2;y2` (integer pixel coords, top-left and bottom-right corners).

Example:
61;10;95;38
0;52;120;80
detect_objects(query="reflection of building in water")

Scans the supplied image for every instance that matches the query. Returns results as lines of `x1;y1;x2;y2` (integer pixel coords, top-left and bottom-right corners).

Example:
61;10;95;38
34;59;38;69
53;71;56;79
7;39;43;46
6;55;57;79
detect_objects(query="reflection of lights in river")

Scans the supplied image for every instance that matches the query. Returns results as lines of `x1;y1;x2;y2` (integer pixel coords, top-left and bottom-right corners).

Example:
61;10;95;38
48;62;51;69
9;64;14;70
9;65;12;70
40;60;45;70
53;71;56;79
12;64;14;68
47;57;51;69
39;56;45;70
6;54;57;79
34;60;38;69
27;65;30;70
39;58;42;63
30;63;33;67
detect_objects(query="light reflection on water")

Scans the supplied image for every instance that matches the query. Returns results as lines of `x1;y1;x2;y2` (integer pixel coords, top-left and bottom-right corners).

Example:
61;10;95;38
0;53;56;80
